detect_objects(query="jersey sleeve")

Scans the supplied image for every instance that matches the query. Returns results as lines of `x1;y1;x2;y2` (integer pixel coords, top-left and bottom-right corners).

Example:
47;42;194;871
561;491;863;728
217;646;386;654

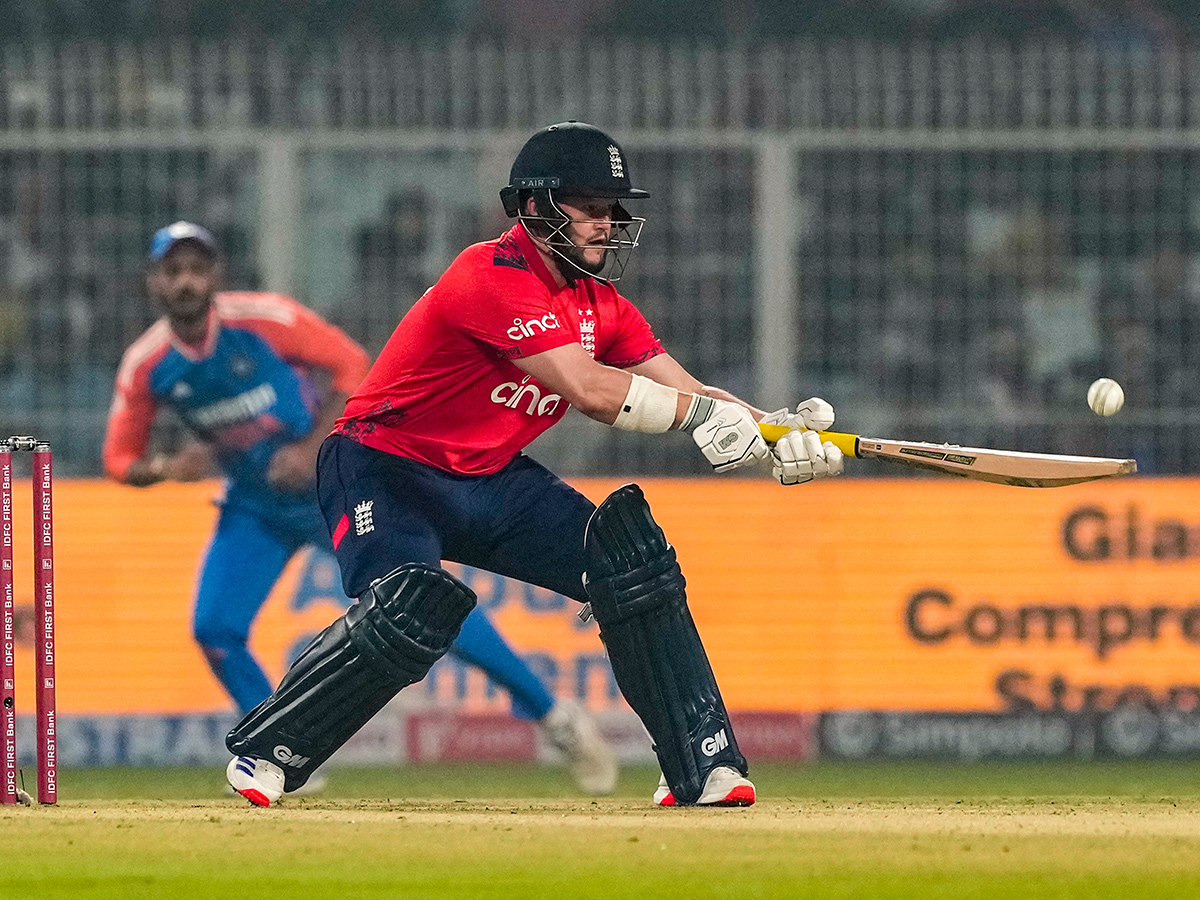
233;295;371;394
596;291;665;368
444;263;577;360
103;352;160;481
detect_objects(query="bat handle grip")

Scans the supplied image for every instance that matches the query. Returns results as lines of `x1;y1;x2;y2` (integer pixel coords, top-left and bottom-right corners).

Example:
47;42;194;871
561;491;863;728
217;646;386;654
756;423;862;459
816;431;861;459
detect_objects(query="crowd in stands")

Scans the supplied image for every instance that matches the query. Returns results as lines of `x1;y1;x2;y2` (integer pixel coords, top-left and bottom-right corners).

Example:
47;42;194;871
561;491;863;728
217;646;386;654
4;1;1200;475
0;0;1197;44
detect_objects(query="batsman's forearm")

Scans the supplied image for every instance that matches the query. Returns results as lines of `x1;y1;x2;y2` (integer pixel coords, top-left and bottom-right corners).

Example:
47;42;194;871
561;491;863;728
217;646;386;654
697;385;767;420
625;354;757;419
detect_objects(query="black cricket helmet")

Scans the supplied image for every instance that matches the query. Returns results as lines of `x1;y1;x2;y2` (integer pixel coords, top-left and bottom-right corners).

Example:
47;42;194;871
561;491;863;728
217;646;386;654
500;121;649;281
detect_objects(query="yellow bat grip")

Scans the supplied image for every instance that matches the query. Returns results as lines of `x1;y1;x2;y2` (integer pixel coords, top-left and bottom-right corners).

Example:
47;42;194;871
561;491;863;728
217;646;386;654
757;423;860;459
756;422;791;443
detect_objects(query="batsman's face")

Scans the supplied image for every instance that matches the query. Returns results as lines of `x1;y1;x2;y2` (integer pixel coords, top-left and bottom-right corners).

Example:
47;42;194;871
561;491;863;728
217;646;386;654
556;197;617;274
149;243;219;321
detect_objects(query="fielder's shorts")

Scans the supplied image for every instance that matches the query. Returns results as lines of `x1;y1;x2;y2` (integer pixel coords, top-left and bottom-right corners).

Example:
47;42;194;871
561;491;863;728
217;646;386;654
316;435;596;601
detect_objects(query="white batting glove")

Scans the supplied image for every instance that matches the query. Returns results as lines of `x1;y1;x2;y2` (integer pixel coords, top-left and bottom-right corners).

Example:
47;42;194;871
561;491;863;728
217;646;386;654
795;397;836;432
760;407;794;428
691;400;771;473
770;429;845;486
761;397;836;434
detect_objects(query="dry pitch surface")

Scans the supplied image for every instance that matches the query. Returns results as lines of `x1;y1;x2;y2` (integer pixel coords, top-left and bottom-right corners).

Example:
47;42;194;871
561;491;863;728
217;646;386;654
3;762;1200;899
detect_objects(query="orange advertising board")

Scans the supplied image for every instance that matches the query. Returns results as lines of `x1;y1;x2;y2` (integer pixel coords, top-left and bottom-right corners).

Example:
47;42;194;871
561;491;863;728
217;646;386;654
8;476;1199;717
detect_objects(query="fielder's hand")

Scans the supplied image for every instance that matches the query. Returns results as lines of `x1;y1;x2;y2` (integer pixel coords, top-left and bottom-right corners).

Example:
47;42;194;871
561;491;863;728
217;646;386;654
167;442;217;482
691;400;770;473
761;397;836;434
770;429;844;486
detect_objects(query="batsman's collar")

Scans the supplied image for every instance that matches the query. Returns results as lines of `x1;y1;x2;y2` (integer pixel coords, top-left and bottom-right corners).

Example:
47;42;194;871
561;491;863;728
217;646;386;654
149;221;218;262
511;222;571;294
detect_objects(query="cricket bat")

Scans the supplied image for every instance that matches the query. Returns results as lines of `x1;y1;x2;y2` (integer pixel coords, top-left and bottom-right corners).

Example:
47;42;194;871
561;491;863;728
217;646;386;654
757;423;1136;488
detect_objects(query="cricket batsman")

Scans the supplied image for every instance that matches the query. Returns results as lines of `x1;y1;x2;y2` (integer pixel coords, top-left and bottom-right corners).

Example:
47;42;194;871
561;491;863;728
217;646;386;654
105;222;618;797
225;122;843;807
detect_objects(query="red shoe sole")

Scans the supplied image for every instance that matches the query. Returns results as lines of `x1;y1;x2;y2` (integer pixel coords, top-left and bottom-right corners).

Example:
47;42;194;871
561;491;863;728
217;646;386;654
656;785;756;807
710;785;755;806
236;788;272;807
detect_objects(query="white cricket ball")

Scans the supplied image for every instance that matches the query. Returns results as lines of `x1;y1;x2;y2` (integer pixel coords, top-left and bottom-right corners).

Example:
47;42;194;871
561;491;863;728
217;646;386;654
1087;378;1124;416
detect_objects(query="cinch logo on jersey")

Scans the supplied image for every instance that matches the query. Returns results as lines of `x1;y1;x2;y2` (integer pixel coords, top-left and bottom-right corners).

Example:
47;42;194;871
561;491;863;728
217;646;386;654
701;728;729;757
189;383;277;428
506;313;560;340
273;744;311;768
490;377;563;417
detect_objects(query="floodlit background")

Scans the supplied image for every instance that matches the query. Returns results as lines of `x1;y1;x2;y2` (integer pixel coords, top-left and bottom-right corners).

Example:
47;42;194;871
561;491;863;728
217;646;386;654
4;1;1200;476
7;16;1200;897
4;1;1200;772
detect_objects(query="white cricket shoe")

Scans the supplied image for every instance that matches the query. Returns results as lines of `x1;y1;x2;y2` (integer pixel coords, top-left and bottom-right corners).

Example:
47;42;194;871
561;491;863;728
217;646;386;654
224;762;326;802
226;755;285;807
541;700;618;796
654;766;756;807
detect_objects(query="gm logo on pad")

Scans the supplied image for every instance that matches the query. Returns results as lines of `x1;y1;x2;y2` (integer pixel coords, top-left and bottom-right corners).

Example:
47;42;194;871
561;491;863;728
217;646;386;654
701;729;729;756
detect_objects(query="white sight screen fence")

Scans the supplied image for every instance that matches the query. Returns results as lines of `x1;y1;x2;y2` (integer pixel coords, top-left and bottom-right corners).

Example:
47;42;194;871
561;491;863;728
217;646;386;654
1;41;1199;476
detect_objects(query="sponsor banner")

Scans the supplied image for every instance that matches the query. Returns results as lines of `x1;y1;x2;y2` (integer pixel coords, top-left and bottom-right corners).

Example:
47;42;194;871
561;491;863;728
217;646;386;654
14;713;239;768
23;708;657;768
729;712;819;761
819;709;1200;761
10;477;1200;723
4;480;628;717
612;477;1200;717
406;712;538;762
820;711;1080;760
26;707;1200;768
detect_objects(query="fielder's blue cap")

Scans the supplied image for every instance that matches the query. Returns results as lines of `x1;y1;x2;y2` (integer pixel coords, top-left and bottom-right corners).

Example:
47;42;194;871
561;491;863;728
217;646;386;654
148;221;218;262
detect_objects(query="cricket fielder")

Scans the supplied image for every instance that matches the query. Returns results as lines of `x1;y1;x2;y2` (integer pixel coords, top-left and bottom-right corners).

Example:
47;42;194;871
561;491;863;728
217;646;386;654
225;122;842;807
106;222;617;796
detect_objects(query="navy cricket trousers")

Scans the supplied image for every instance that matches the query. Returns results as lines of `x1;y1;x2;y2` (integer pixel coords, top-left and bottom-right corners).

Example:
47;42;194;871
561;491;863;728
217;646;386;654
316;434;597;603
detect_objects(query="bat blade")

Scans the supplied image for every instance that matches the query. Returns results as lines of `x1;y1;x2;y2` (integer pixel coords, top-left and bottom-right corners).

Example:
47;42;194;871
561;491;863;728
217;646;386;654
851;436;1136;487
756;424;1136;487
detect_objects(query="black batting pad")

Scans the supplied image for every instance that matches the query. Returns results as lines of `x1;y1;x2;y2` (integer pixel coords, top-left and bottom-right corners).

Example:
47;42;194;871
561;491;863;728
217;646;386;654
584;484;746;804
227;564;476;792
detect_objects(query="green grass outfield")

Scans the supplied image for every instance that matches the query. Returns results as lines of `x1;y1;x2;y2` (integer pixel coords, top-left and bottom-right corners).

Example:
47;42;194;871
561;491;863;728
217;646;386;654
4;761;1200;900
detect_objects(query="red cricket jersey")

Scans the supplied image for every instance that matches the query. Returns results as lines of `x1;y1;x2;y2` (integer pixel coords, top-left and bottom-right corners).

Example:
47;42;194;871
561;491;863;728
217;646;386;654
334;223;664;475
